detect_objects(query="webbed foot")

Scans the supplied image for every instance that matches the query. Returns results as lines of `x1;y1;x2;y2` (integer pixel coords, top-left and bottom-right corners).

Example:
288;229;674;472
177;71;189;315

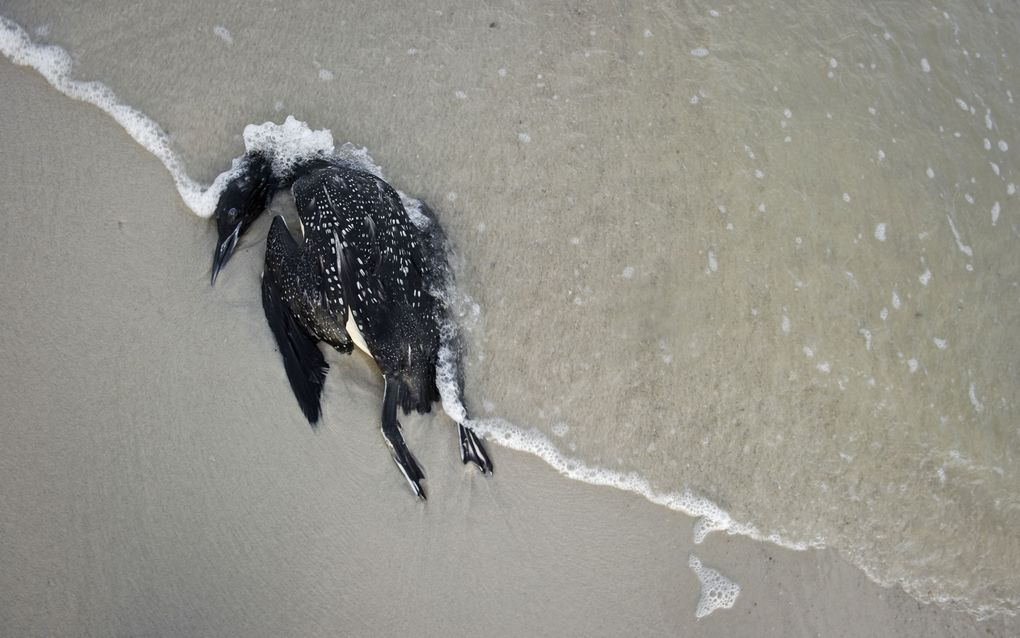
459;424;493;475
383;422;427;500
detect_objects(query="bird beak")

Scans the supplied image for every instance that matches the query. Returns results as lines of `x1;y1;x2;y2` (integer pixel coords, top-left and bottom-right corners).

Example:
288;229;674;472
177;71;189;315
210;224;241;286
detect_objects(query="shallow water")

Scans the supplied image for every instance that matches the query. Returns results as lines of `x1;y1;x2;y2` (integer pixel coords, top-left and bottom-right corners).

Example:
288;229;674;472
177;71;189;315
3;0;1018;618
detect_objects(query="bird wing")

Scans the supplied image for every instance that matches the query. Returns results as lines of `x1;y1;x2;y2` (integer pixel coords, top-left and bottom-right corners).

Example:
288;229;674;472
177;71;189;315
262;221;329;424
262;216;356;424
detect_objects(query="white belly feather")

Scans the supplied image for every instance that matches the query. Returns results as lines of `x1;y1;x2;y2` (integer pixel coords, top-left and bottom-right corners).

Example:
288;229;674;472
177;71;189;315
346;311;372;356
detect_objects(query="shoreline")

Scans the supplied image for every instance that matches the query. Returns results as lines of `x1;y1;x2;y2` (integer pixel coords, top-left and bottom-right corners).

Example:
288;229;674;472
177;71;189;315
2;59;1018;637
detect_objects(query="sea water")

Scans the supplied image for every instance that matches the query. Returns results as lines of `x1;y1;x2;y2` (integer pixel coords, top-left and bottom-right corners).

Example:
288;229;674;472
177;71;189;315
3;0;1018;619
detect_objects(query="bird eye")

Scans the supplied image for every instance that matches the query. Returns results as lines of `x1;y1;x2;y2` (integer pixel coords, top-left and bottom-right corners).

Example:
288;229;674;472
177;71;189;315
227;207;239;219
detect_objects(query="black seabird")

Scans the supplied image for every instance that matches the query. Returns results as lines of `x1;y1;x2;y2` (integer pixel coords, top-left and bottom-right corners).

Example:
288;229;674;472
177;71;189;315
211;152;492;498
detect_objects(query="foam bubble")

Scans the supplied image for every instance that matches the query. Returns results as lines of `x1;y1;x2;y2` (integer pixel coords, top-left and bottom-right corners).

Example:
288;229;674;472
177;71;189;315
245;118;383;185
991;201;1000;225
688;555;741;618
921;58;931;73
691;47;709;57
998;140;1009;152
926;167;935;179
919;269;932;286
213;26;233;45
874;223;887;241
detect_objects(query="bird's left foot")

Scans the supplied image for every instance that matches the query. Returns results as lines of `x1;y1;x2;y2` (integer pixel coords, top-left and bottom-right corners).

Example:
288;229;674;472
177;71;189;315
459;424;493;475
382;420;427;500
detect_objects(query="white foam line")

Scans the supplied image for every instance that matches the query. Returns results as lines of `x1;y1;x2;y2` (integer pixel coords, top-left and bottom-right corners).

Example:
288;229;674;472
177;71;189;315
428;276;818;550
460;410;820;550
6;11;819;557
0;16;225;217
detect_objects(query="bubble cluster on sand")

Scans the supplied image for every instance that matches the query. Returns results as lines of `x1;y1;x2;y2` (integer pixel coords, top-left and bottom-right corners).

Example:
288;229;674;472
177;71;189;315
688;555;741;618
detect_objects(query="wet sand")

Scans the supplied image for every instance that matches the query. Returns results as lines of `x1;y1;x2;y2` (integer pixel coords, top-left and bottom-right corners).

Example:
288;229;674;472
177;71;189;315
2;61;1017;637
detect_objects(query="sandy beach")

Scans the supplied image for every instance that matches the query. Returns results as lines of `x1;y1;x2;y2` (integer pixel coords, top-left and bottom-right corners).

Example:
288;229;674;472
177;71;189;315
2;59;1018;637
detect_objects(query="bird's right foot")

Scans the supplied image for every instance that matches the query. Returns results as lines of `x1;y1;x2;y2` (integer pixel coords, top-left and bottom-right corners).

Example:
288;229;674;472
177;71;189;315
459;424;493;475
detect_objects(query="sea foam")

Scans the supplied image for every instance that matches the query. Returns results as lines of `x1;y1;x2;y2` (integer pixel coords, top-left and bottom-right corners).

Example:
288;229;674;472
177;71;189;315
688;555;741;618
0;16;217;216
1;13;818;559
0;18;382;221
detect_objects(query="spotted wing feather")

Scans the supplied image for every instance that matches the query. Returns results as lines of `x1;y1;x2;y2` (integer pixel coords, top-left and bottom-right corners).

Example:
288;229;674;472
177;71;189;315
261;255;329;423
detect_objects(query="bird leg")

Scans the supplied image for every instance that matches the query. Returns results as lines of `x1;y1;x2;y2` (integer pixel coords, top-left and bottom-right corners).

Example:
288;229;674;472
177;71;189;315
382;377;426;499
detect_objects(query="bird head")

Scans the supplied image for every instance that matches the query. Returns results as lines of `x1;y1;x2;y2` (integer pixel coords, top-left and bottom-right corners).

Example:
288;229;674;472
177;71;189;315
211;151;277;285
